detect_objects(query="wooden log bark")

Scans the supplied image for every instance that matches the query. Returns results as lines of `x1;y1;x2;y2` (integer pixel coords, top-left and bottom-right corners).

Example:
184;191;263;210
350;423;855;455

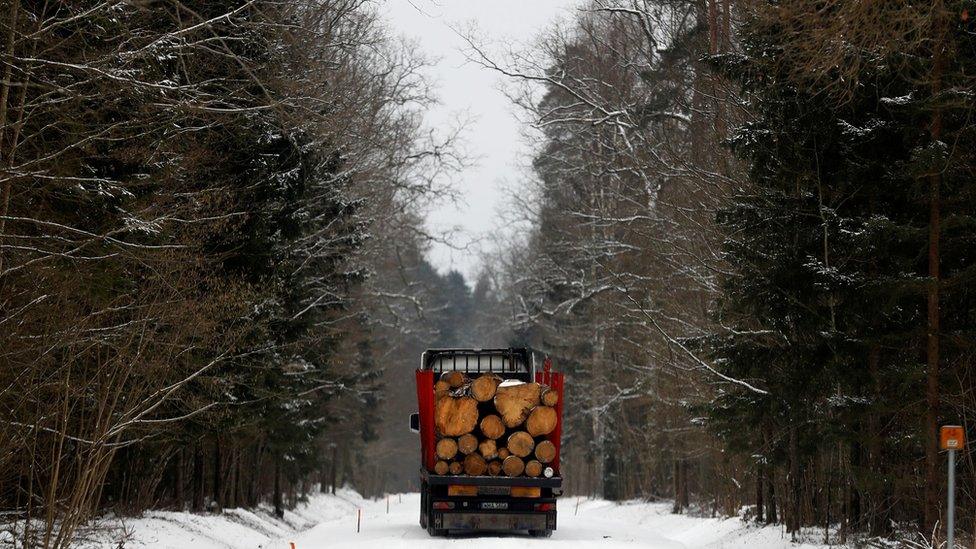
507;431;535;458
541;386;559;407
525;460;543;478
526;406;557;437
479;439;498;459
502;455;525;477
434;380;450;400
471;374;501;402
535;440;556;464
494;382;541;428
449;461;463;475
434;396;478;436
480;414;505;440
436;438;458;460
463;453;487;476
458;433;478;455
434;460;449;475
487;460;503;476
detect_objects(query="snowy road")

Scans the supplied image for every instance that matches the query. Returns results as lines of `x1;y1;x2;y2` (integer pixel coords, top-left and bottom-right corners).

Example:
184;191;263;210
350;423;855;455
286;493;825;549
90;491;832;549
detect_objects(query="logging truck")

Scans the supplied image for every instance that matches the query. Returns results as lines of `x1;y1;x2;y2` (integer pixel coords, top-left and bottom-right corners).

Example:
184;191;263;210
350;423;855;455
410;348;564;537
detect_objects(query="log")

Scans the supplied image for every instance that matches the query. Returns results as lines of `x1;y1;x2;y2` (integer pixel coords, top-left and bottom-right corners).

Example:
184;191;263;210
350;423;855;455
507;431;535;458
449;461;463;475
494;382;541;428
458;433;478;455
479;439;498;459
463;453;487;476
434;396;478;436
436;438;458;461
434;460;449;475
479;414;505;440
525;460;543;478
502;455;524;477
434;380;450;393
471;374;501;402
535;440;556;464
497;447;510;460
541;386;559;407
487;460;503;476
526;406;558;437
441;370;467;389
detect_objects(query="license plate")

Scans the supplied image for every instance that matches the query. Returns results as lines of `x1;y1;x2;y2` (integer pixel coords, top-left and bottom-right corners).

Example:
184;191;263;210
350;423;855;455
482;502;508;510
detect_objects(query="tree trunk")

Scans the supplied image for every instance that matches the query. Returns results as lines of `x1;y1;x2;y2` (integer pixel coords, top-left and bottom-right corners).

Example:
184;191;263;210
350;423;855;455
924;0;946;535
213;437;222;512
789;427;801;537
756;463;765;523
175;449;185;509
274;460;284;519
192;444;204;512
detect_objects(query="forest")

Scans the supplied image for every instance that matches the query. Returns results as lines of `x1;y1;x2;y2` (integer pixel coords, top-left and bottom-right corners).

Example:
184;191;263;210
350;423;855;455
2;0;976;548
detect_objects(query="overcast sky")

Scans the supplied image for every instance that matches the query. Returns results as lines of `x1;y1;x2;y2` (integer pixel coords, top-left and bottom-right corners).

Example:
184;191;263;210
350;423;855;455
381;0;581;280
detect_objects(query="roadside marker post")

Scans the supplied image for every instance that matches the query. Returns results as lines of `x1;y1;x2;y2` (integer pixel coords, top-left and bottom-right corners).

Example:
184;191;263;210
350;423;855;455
387;495;390;514
940;425;965;549
357;508;362;533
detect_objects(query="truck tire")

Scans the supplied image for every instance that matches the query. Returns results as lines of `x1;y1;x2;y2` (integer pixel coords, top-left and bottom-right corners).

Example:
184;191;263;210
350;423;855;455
427;524;446;537
529;529;553;538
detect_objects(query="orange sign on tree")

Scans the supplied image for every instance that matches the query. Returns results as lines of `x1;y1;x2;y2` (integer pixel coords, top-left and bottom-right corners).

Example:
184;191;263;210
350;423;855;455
940;425;965;450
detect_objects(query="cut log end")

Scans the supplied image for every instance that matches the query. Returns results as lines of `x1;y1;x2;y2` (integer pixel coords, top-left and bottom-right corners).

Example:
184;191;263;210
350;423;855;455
502;455;525;477
480;414;505;440
526;406;557;437
471;374;501;402
507;431;535;458
436;438;458;461
458;433;478;455
463;453;487;476
525;460;543;478
434;460;449;475
494;382;542;428
487;460;503;476
442;370;468;389
535;440;556;464
449;461;463;475
479;439;498;459
541;386;559;407
435;396;479;437
497;447;510;460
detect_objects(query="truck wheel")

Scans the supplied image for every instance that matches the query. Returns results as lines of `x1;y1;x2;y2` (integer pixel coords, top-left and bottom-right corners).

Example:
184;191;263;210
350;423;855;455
427;524;446;537
529;529;553;538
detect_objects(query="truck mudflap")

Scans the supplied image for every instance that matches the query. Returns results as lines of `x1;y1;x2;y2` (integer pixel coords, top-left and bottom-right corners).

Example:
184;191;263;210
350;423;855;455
434;511;554;532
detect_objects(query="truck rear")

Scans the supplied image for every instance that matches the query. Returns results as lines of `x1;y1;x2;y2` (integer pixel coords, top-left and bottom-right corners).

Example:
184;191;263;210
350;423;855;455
410;348;564;537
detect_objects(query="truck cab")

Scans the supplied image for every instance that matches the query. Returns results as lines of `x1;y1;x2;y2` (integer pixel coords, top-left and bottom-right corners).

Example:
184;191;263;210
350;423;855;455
410;348;564;537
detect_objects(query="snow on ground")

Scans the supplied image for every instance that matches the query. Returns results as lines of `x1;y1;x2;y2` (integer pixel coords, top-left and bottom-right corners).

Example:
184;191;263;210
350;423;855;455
84;490;835;549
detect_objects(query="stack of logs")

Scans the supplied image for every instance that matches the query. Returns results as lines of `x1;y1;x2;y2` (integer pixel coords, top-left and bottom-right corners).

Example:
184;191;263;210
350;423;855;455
432;371;559;477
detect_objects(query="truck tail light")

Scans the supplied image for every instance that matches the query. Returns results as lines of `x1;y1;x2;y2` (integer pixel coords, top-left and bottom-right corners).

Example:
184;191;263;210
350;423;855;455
510;486;541;498
534;503;556;511
448;485;478;497
432;501;454;510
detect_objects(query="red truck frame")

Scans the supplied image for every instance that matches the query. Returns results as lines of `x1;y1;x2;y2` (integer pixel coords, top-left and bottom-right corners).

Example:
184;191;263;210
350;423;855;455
411;348;564;537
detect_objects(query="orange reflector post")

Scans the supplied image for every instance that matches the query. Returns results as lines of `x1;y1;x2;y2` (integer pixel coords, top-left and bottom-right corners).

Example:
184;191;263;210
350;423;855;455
510;487;541;498
941;425;965;450
448;485;478;497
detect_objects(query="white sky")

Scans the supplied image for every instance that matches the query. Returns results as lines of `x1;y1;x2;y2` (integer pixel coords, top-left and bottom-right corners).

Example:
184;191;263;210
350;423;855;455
381;0;581;280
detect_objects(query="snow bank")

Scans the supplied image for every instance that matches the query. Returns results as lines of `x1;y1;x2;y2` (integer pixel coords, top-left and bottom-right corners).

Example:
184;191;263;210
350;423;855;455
78;488;367;549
